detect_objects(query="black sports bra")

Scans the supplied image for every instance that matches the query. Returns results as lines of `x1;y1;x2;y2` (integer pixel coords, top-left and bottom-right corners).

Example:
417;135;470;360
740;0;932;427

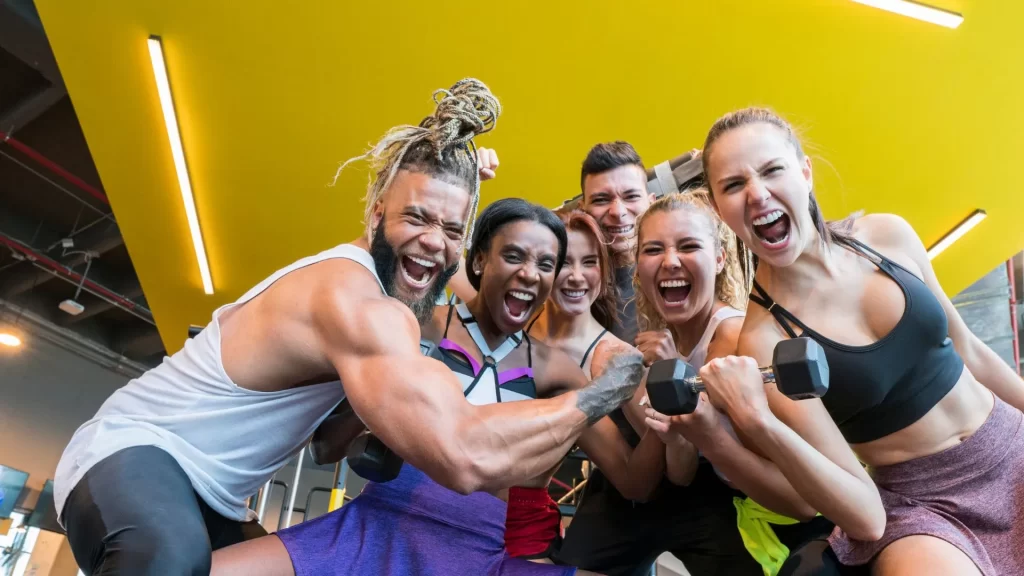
748;238;964;444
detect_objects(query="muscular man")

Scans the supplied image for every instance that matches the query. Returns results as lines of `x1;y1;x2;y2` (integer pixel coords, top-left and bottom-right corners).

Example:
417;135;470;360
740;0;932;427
54;79;643;576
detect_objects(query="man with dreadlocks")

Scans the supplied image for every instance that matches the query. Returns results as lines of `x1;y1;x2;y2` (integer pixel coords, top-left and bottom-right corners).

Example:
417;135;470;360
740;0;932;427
53;79;643;576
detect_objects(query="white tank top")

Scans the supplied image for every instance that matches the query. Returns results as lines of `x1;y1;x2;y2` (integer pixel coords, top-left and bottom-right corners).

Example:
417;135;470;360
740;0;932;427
680;306;745;371
54;244;378;523
683;306;745;485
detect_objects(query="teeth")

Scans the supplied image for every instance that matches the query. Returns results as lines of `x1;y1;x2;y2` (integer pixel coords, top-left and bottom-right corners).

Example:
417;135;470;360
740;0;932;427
562;289;586;298
753;210;784;226
509;290;534;301
659;279;690;288
407;255;436;268
607;225;634;235
401;265;430;287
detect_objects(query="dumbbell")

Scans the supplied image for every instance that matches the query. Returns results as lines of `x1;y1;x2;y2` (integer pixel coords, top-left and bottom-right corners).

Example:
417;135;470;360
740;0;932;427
346;339;445;483
646;337;829;416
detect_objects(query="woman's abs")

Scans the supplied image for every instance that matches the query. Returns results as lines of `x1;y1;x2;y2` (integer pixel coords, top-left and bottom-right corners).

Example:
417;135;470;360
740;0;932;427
850;367;994;467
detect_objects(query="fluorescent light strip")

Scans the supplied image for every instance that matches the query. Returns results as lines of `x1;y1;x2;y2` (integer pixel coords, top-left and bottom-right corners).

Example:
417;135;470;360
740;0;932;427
147;36;214;295
927;209;986;260
851;0;963;29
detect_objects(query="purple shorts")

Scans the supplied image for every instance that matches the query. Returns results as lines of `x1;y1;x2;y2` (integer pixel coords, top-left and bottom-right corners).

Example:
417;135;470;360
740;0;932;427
276;464;577;576
829;396;1024;575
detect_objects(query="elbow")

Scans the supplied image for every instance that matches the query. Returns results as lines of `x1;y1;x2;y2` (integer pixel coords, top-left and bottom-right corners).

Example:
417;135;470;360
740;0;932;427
437;456;485;495
619;483;655;503
838;493;886;542
428;436;489;495
847;508;886;543
666;470;696;488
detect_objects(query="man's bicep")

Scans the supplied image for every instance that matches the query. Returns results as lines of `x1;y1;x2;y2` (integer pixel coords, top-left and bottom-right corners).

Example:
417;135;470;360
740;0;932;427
317;294;471;472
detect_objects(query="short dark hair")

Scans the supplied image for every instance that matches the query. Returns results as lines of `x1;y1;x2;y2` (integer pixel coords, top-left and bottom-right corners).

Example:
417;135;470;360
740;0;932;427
580;141;645;193
466;198;568;291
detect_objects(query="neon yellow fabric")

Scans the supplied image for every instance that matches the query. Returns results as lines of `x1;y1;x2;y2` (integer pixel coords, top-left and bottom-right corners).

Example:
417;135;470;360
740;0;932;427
734;497;802;576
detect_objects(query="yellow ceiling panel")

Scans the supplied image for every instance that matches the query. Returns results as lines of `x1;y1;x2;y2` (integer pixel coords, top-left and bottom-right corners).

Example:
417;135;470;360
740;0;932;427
33;0;1023;353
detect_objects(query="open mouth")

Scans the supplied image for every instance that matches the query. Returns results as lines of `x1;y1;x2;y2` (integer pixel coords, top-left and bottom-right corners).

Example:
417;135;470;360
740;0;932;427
658;279;691;307
606;224;634;237
400;254;438;290
560;288;588;302
503;290;536;322
752;210;791;248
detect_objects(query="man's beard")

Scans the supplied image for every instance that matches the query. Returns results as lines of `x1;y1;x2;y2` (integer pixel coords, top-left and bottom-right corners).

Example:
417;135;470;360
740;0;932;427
369;222;457;326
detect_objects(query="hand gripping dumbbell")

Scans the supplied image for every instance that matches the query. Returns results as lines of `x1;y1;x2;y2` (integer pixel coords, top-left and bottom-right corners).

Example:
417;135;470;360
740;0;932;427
646;337;829;416
346;339;445;482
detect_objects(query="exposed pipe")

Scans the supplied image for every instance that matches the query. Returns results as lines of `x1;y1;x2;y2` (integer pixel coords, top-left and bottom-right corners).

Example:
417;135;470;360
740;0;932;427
0;149;115;222
281;448;306;530
1008;257;1020;375
0;298;149;377
0;129;109;205
0;232;154;326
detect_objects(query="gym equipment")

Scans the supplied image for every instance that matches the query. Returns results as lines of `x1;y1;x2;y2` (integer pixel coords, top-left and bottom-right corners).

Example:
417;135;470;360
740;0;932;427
552;149;704;213
646;337;829;416
645;149;705;197
345;339;446;483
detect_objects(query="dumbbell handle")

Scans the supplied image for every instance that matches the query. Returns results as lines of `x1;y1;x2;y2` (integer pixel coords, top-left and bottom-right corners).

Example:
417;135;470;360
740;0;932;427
683;365;776;392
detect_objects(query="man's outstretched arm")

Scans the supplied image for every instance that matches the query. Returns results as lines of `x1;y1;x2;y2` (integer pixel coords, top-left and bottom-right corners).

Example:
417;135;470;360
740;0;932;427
315;273;644;494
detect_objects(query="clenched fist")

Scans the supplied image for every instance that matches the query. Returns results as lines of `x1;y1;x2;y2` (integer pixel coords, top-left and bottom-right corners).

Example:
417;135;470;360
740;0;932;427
477;147;499;181
698;355;772;432
634;329;678;367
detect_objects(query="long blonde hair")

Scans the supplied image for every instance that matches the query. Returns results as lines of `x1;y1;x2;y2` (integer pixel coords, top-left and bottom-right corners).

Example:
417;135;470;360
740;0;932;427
330;78;501;249
632;190;752;334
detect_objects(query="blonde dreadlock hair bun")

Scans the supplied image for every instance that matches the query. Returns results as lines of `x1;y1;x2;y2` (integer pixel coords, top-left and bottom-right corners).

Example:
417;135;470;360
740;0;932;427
331;78;502;245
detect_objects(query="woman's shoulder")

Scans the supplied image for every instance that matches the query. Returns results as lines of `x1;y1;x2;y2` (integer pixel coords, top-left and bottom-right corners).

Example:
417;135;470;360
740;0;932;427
849;213;929;272
851;213;920;251
733;303;788;365
421;304;453;342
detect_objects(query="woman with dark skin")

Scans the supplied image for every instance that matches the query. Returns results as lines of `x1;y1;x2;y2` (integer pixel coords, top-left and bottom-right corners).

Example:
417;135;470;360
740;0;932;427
423;199;667;569
508;209;663;563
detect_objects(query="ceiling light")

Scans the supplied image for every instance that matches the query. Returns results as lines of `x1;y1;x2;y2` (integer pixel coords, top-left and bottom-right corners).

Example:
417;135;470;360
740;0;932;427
851;0;963;29
0;333;21;347
927;209;986;260
147;35;214;295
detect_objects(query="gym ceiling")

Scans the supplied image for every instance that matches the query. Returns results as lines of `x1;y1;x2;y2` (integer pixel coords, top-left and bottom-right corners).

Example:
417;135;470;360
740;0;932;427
33;0;1022;354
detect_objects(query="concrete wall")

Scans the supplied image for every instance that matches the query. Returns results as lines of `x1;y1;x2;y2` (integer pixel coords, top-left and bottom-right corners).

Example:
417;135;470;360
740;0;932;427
0;334;129;510
951;263;1016;370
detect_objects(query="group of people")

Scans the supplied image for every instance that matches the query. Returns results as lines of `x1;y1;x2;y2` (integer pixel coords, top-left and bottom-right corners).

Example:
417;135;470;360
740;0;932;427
52;78;1024;576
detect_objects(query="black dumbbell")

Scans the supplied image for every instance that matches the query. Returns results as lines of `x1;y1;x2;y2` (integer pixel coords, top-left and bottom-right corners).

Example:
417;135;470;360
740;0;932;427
346;431;404;483
646;337;829;416
347;339;445;482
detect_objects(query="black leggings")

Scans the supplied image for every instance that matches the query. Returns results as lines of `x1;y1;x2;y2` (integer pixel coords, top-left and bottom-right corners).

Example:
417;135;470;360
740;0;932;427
553;462;764;576
553;462;847;576
63;446;267;575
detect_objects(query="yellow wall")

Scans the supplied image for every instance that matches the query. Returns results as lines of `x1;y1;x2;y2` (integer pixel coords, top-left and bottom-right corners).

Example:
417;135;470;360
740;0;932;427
34;0;1023;352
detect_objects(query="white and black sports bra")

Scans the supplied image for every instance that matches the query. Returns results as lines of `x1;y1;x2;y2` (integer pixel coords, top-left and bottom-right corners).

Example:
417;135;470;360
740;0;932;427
438;303;538;405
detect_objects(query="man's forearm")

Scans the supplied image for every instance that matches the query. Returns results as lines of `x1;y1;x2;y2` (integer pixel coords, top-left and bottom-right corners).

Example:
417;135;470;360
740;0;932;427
463;393;590;493
464;351;645;493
